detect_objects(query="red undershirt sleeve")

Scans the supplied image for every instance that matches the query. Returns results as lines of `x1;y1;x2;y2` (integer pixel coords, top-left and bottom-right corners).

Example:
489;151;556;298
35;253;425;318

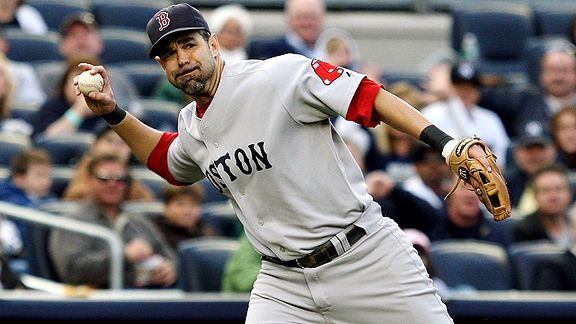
345;77;384;128
146;132;189;185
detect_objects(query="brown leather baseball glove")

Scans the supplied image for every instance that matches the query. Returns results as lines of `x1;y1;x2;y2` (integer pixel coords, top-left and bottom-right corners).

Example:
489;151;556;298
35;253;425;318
446;137;512;221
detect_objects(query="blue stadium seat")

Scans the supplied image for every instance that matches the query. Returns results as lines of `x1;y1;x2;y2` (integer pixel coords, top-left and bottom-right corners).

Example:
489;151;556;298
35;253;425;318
532;3;576;37
131;167;167;200
90;0;173;31
200;178;229;204
381;71;426;90
10;104;39;124
0;133;32;167
177;237;239;292
3;29;62;63
507;241;564;290
27;0;91;32
203;202;242;238
130;98;180;132
33;132;95;166
50;167;75;198
123;201;164;218
38;200;81;216
114;62;166;98
429;239;513;290
25;224;60;281
100;27;150;64
450;2;533;82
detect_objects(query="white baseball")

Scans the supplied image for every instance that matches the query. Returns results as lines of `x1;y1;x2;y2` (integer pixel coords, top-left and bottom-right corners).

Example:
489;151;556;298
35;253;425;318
78;71;104;96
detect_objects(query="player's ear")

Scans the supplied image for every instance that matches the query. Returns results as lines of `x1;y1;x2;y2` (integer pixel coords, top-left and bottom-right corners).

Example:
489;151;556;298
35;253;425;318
208;33;220;58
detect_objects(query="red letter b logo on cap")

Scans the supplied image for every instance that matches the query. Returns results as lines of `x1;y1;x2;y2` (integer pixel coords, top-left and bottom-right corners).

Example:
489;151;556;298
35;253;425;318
156;12;170;31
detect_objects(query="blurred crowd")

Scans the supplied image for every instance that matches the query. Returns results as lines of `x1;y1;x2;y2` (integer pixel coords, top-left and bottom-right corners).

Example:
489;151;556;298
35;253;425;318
1;0;575;296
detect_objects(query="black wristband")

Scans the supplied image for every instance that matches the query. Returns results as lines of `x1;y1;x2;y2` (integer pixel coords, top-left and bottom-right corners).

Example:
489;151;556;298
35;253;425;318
101;105;127;125
419;125;453;152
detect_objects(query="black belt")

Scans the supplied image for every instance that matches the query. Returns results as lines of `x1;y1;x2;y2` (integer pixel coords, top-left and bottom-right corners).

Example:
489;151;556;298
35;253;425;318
262;225;366;268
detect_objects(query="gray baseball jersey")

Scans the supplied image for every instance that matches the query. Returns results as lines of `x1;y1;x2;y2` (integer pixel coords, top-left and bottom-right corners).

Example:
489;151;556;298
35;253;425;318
153;53;452;323
166;54;373;259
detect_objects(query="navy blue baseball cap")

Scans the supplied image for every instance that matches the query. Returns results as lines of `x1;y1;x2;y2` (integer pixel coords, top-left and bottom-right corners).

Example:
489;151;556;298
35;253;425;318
146;3;210;58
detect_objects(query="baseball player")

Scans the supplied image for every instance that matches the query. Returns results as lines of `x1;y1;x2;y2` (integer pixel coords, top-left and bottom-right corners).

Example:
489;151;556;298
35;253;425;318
76;3;492;323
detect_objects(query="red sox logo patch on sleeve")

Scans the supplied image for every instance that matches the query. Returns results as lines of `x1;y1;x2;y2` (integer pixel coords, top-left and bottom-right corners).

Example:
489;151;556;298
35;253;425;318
311;59;343;85
155;12;171;31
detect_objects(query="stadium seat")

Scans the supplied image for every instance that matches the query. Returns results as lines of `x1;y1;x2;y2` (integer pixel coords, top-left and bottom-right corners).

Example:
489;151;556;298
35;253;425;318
91;0;173;31
130;98;180;132
131;167;167;200
0;133;32;167
50;166;76;198
113;62;165;98
35;62;139;108
203;202;242;238
507;241;564;290
27;0;91;32
38;200;81;216
33;132;95;166
123;201;164;218
100;27;150;64
177;237;239;292
11;104;40;124
450;2;533;82
3;29;62;63
532;2;576;37
429;239;513;290
380;71;426;90
200;178;229;204
25;224;60;281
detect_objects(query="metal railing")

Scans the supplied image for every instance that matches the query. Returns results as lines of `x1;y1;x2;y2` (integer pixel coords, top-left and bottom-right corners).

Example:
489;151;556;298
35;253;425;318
0;201;124;290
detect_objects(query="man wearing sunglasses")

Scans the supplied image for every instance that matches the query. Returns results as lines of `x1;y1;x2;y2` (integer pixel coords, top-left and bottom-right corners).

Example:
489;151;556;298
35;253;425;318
49;153;177;289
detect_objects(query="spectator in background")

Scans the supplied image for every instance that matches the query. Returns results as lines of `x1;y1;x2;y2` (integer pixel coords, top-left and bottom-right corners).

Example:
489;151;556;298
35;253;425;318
0;52;32;135
372;123;419;182
402;143;452;211
315;27;362;71
58;12;103;61
421;62;509;168
428;176;512;248
370;82;425;182
221;232;262;293
49;153;177;289
320;27;386;173
0;216;23;272
209;4;252;61
481;44;576;139
512;163;574;248
505;126;557;215
36;12;135;108
0;148;57;273
154;183;218;251
365;170;440;236
550;106;576;171
248;0;325;60
62;126;156;201
0;28;47;108
29;56;106;138
534;207;576;291
0;0;47;35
